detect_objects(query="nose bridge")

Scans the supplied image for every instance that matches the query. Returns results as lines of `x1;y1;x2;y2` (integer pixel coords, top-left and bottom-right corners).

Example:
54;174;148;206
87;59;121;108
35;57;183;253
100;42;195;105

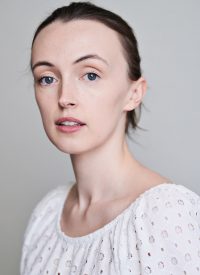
58;75;78;108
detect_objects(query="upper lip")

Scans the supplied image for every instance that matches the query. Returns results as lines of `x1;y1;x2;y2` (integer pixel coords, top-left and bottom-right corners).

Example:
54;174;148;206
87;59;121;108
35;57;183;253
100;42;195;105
55;117;85;125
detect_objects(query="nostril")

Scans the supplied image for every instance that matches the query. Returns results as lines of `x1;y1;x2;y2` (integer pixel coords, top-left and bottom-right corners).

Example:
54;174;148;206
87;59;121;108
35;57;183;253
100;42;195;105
58;100;77;108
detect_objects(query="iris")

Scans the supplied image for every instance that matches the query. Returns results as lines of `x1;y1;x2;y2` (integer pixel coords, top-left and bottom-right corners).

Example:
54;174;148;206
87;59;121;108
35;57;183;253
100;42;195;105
39;76;55;86
87;73;98;81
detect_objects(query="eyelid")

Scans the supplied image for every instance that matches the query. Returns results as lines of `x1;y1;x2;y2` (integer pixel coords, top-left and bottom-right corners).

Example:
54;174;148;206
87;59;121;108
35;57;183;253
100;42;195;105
83;72;100;81
82;66;102;76
81;68;101;80
79;63;103;73
33;70;58;80
36;75;58;86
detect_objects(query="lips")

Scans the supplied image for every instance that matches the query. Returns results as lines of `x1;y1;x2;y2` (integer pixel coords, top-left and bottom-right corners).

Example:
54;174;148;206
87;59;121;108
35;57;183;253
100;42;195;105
55;117;85;126
55;117;86;134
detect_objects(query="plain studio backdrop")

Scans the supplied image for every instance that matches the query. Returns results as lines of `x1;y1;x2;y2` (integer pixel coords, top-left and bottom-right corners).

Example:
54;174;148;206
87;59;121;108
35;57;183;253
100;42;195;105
0;0;200;274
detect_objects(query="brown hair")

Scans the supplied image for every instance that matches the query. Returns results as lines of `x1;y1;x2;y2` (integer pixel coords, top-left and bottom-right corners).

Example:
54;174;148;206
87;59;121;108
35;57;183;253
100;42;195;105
31;1;144;136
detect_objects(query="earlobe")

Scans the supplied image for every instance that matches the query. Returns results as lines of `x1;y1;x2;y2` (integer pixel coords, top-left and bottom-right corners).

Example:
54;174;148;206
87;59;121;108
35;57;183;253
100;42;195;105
123;77;147;111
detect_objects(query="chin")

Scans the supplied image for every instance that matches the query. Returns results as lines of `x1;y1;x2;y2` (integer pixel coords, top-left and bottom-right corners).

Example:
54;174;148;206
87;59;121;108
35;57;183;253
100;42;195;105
55;145;84;155
50;136;109;156
49;139;81;154
44;127;112;155
48;137;91;155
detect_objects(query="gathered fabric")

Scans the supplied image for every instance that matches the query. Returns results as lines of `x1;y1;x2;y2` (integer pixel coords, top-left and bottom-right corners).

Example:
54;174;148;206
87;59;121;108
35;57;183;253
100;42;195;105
21;182;200;275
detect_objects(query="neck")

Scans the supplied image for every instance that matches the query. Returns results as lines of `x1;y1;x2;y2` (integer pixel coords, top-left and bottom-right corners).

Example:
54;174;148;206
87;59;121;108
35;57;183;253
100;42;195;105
70;134;142;208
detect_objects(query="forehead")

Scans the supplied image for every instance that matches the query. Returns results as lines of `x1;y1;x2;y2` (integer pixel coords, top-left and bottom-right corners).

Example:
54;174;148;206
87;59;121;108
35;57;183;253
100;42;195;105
32;19;127;68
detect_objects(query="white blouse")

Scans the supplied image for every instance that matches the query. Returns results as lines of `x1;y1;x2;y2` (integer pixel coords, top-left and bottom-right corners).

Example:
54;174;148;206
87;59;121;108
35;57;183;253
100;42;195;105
20;182;200;275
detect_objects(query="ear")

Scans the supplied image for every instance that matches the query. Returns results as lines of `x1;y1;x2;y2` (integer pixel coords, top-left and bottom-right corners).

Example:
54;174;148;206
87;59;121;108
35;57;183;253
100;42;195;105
123;77;147;111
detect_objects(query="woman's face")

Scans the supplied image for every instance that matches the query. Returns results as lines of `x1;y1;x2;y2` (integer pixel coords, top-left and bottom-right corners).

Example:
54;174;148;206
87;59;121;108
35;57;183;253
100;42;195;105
31;20;142;154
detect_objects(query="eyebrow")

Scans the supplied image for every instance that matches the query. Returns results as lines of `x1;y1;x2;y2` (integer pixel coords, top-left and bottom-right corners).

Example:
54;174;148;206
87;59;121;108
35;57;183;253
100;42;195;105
31;61;54;72
31;54;109;72
73;54;109;66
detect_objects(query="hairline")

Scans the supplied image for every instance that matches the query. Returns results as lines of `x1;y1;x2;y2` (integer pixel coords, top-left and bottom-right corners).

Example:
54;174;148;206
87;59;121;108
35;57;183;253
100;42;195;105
31;18;131;78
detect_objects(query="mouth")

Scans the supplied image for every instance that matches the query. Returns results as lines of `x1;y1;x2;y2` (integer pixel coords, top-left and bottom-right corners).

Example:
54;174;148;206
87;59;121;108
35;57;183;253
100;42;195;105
55;117;86;127
55;117;86;133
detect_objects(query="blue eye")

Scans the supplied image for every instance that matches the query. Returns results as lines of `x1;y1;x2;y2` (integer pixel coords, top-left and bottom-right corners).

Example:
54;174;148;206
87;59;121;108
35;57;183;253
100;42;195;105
85;73;99;81
38;76;56;86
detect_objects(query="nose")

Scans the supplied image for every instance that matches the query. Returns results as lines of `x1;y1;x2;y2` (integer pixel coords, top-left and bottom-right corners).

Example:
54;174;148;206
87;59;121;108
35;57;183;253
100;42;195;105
58;82;78;109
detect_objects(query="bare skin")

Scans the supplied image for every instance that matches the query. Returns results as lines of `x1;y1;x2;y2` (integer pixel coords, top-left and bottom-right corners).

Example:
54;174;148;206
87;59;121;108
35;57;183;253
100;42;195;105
61;163;170;237
32;20;171;237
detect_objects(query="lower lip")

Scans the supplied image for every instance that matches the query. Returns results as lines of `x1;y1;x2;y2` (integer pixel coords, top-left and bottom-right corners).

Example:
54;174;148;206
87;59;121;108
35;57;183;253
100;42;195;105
56;124;85;133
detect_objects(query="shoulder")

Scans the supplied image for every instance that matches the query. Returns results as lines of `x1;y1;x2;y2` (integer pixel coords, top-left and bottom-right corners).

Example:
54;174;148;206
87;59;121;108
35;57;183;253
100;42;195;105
22;183;73;246
20;184;73;274
30;185;69;216
133;183;200;274
135;182;200;217
134;183;200;275
134;182;200;230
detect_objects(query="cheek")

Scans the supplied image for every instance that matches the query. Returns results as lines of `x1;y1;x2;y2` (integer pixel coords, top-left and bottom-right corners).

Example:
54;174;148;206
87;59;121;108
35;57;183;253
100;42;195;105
35;93;56;131
98;84;126;115
88;87;126;131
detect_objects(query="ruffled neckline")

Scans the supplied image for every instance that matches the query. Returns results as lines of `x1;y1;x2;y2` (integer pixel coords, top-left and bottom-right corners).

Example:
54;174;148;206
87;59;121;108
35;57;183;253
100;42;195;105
56;181;175;244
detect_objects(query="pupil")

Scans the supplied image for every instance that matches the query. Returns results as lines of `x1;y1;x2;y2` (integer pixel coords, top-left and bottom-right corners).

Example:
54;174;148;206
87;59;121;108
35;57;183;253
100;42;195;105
88;73;96;81
45;77;53;84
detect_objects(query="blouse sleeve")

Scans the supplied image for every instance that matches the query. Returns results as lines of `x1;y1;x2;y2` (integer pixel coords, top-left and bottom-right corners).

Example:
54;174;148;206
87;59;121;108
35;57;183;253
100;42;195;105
134;184;200;275
20;185;68;275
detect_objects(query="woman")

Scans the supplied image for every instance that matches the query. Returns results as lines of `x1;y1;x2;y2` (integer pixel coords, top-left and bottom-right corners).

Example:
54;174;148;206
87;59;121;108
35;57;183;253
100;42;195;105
21;2;200;274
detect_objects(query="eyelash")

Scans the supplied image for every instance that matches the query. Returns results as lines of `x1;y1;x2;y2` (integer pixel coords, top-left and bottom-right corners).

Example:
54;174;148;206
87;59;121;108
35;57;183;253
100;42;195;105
37;76;57;86
82;72;100;81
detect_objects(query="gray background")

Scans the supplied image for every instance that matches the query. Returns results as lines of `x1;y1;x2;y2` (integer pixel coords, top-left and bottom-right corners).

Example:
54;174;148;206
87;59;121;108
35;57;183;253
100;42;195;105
0;0;200;274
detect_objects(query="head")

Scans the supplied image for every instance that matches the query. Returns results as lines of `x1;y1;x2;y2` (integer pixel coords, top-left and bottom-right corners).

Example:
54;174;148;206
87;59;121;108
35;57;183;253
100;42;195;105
31;2;146;154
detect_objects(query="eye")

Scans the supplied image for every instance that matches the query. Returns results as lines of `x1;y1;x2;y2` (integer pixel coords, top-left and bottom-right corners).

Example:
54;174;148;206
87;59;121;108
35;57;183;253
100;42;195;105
38;76;57;86
84;72;100;81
